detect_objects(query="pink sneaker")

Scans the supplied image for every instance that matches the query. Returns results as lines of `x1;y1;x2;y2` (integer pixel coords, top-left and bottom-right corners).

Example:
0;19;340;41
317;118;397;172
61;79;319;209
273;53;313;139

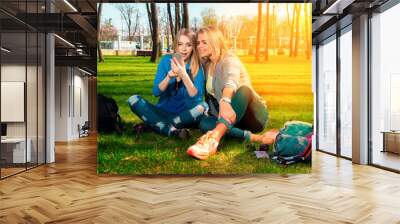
187;131;220;160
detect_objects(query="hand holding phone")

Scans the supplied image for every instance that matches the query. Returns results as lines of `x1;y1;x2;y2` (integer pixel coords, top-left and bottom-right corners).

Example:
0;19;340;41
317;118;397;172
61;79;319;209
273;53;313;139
172;53;183;65
171;54;185;82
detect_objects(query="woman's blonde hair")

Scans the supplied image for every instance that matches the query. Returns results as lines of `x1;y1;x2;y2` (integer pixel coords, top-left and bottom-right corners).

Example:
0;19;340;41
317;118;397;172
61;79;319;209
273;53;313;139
197;26;228;77
174;28;200;78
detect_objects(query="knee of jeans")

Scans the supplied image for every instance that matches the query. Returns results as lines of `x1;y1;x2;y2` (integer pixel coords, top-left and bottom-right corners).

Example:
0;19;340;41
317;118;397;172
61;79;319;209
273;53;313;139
127;94;141;106
236;86;252;97
197;102;209;114
199;118;215;133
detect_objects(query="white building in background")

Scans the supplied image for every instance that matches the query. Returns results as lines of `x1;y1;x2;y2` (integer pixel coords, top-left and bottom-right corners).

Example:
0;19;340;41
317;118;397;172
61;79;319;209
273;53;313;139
100;33;172;52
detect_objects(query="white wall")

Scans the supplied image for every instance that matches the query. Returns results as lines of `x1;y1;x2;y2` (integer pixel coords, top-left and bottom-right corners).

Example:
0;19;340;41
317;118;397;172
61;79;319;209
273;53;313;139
55;67;89;141
1;63;46;164
1;65;26;139
55;66;69;141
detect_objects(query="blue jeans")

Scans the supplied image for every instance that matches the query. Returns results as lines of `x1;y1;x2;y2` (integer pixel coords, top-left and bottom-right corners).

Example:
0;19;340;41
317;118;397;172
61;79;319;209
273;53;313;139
128;95;208;137
200;86;268;141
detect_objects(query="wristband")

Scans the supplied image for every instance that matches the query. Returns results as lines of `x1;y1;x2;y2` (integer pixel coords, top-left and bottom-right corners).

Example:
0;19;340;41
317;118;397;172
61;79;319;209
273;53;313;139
220;97;231;104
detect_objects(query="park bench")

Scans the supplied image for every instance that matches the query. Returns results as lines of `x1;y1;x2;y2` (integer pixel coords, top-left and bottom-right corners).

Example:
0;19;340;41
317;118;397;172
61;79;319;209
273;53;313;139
136;50;152;56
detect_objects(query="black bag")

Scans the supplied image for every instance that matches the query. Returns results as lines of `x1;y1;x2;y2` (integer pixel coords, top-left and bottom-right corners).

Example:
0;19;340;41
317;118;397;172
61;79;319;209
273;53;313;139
97;94;123;133
203;64;219;117
205;92;219;117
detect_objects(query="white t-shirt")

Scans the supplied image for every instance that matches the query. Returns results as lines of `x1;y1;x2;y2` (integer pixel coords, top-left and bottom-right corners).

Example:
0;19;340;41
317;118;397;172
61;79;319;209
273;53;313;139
206;73;215;97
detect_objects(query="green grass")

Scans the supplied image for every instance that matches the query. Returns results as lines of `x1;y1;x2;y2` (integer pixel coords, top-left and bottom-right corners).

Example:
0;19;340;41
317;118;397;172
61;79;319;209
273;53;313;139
97;55;313;174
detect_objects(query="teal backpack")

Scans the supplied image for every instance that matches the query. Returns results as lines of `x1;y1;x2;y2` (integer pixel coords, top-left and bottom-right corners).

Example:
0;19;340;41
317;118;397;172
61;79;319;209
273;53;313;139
271;121;313;165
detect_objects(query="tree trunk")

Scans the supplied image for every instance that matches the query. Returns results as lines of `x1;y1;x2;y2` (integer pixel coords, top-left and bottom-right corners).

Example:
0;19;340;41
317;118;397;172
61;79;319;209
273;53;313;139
150;3;159;63
183;3;189;29
255;2;262;62
97;3;104;62
167;3;175;42
294;4;300;57
127;15;132;41
264;2;269;61
304;4;310;60
273;5;277;53
132;11;139;40
146;3;153;34
175;3;180;34
289;4;296;57
166;23;171;52
286;4;291;28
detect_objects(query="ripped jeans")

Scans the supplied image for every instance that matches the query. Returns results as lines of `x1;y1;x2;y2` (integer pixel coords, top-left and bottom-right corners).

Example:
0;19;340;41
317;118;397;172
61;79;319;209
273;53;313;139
128;95;208;137
199;86;268;141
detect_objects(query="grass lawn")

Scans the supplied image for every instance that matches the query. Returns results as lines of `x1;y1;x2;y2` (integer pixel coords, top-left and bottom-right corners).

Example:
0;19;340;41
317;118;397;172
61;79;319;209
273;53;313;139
97;55;313;174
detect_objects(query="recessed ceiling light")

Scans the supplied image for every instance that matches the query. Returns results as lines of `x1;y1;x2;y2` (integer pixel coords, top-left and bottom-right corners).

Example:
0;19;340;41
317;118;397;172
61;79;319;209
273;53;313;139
1;47;11;53
54;34;75;48
63;0;78;12
78;67;92;76
323;0;355;15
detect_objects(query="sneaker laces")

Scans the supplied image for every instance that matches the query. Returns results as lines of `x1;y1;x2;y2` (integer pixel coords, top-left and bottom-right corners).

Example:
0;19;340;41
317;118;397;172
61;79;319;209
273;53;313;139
197;131;218;146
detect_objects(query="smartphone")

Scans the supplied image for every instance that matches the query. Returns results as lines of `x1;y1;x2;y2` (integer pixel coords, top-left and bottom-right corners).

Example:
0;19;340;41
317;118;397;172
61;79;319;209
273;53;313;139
172;53;182;63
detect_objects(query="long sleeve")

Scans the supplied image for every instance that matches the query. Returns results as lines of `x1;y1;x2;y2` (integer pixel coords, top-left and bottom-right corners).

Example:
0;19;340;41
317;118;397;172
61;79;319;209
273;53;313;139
221;56;241;92
152;55;171;97
191;66;205;99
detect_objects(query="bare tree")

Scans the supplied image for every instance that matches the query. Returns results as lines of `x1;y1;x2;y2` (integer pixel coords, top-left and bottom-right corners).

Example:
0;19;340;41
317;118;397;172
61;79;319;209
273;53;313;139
226;16;243;52
192;17;199;31
167;3;175;42
147;3;159;63
201;8;218;26
289;4;296;57
272;5;277;53
161;8;171;53
114;3;139;41
264;2;269;61
146;4;153;34
286;4;291;28
174;3;180;34
183;3;189;29
218;16;229;39
97;3;104;62
255;2;262;62
294;4;301;57
304;4;311;60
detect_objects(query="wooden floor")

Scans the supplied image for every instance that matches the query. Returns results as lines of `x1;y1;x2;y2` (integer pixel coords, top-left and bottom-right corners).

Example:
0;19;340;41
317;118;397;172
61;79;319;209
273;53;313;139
1;135;400;223
372;150;400;171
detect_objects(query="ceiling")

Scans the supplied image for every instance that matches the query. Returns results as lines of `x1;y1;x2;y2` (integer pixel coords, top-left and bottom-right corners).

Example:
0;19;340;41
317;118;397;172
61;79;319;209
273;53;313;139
1;0;397;74
312;0;390;44
0;0;98;74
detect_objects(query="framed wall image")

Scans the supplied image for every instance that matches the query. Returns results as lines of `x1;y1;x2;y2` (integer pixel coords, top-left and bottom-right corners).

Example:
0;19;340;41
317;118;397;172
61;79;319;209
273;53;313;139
97;3;313;175
1;81;25;122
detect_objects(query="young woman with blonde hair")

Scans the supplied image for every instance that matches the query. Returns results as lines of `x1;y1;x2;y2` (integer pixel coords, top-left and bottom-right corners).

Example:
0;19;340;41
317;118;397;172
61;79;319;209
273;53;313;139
128;28;207;139
187;26;277;160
